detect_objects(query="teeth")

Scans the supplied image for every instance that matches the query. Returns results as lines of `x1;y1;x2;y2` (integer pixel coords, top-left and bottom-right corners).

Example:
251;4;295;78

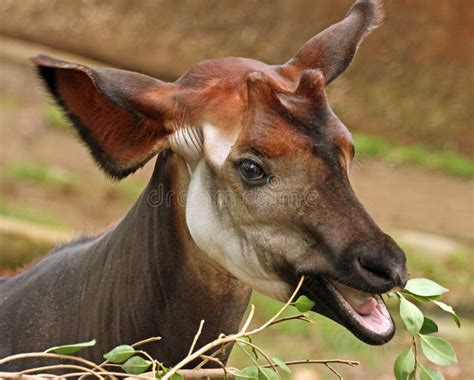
348;292;371;308
331;281;376;316
332;282;371;302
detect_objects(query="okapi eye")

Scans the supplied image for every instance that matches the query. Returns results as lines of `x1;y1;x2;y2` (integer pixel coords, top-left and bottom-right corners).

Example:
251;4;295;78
239;159;267;185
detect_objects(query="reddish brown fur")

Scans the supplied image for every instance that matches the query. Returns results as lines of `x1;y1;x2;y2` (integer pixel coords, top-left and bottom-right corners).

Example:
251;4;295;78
32;0;383;180
56;70;167;166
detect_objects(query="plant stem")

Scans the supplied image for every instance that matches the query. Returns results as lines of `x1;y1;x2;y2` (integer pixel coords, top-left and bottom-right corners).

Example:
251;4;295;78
412;336;419;378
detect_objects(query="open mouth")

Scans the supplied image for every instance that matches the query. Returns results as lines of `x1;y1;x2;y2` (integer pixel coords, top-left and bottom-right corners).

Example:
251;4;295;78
301;275;395;345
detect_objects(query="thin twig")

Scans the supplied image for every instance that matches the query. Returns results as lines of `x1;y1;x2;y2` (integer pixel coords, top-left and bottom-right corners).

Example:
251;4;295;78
412;336;418;378
137;350;157;379
194;343;232;370
236;338;277;374
245;276;305;335
132;336;162;348
62;370;152;378
325;363;343;380
241;336;259;360
134;336;163;379
17;364;102;378
0;352;104;374
188;320;205;356
235;341;261;368
240;305;256;334
199;355;229;379
267;314;313;327
261;359;359;368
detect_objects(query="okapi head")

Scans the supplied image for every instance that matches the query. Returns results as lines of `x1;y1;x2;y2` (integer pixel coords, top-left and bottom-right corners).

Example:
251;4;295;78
33;0;406;345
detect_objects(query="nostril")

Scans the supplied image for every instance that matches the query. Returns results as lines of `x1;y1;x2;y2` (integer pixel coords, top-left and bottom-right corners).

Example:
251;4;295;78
357;256;393;283
396;265;409;288
398;273;408;288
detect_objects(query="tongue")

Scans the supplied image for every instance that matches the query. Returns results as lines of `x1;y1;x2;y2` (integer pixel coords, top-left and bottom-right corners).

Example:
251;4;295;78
331;281;393;334
351;297;377;316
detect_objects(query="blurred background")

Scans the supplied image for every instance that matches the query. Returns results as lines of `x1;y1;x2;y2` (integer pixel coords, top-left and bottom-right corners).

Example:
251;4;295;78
0;0;472;378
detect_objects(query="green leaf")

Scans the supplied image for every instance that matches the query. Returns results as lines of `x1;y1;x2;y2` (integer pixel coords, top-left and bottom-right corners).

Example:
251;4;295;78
402;293;441;303
420;318;439;335
419;335;457;366
44;339;96;355
258;368;279;380
419;363;445;380
394;347;415;380
235;366;259;380
398;293;424;335
433;301;461;327
103;344;136;363
169;374;184;380
404;278;448;297
235;366;279;380
293;295;315;312
121;355;152;375
272;357;291;374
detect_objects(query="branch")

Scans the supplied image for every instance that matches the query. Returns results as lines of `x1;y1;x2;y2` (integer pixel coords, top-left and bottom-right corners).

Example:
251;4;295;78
261;359;359;368
194;343;233;370
325;363;343;380
160;276;306;380
236;339;277;373
0;275;359;380
267;314;313;327
132;337;162;348
199;355;229;378
123;368;240;379
17;364;104;379
0;352;105;374
188;320;205;356
412;336;419;378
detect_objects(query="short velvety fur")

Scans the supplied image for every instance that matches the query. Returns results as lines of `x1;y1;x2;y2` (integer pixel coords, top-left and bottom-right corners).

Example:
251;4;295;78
1;0;407;370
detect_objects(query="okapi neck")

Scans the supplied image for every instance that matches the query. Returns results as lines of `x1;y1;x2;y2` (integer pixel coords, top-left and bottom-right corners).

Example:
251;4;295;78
92;150;251;366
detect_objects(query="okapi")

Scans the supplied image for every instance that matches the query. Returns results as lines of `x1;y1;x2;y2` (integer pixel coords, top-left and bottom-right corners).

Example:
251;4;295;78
0;0;407;371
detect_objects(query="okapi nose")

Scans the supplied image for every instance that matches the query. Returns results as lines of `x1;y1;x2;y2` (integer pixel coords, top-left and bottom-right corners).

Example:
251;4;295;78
355;235;408;290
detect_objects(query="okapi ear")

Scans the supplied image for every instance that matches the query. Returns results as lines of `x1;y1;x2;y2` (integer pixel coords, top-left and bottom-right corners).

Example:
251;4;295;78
284;0;384;85
32;55;177;179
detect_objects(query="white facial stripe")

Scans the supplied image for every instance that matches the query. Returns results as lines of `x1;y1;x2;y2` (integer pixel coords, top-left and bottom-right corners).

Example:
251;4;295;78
185;160;291;302
202;123;240;167
169;126;204;165
168;122;238;169
169;123;291;301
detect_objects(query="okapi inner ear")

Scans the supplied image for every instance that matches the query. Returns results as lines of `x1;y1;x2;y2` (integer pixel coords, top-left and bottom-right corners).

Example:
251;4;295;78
33;55;176;180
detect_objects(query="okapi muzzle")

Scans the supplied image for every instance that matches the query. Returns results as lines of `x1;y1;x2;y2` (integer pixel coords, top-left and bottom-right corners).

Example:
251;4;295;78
294;162;408;344
0;0;407;368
